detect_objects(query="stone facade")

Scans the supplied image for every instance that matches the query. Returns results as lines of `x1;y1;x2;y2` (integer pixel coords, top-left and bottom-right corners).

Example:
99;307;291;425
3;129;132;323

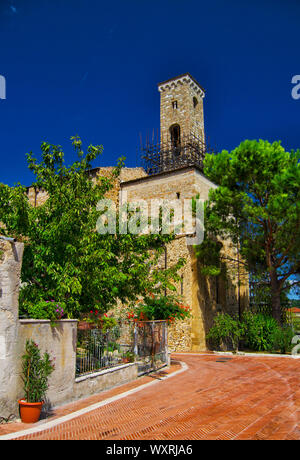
158;73;205;144
27;167;147;208
120;166;249;352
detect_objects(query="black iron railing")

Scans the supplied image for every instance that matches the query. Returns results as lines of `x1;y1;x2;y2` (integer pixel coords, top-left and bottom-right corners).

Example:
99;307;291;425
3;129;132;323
76;320;169;377
139;133;211;176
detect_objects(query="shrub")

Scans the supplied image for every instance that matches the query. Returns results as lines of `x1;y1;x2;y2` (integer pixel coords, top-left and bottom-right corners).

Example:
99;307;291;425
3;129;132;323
24;299;67;321
128;294;191;324
82;311;118;333
270;326;294;354
242;312;280;351
21;340;55;403
207;313;245;351
207;311;295;354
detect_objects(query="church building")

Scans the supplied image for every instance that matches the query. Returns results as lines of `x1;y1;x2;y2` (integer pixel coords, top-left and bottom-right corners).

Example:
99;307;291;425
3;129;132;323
28;73;249;352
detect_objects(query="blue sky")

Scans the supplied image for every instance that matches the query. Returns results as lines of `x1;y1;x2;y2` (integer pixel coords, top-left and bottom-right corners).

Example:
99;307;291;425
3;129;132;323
0;0;300;186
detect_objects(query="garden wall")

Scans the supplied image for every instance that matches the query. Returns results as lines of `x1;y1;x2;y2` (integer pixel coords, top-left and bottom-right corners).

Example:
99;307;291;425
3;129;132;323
17;319;138;412
18;319;78;408
0;240;139;420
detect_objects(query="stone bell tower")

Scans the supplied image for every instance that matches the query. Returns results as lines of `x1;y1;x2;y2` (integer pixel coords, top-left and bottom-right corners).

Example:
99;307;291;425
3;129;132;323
158;73;205;146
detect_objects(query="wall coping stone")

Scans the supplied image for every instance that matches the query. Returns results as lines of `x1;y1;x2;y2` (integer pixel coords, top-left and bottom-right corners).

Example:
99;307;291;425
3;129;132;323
19;319;78;324
75;363;137;383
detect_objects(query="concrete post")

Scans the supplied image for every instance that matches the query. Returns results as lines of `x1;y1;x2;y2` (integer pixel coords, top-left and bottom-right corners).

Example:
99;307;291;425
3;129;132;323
0;240;24;418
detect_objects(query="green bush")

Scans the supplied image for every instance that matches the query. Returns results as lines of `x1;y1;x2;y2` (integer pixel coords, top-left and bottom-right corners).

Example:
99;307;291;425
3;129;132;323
82;311;118;332
208;312;295;354
207;313;245;351
25;299;67;320
128;294;191;324
21;340;55;403
242;312;279;351
270;326;294;354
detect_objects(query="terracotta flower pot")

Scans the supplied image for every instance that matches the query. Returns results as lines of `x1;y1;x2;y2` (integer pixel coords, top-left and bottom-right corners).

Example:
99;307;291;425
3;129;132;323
18;400;44;423
78;321;95;331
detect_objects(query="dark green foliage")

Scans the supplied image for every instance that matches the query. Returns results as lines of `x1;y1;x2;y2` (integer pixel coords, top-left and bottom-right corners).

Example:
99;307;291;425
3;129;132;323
242;312;279;351
270;326;294;354
21;340;54;403
207;313;245;351
208;312;295;354
202;140;300;323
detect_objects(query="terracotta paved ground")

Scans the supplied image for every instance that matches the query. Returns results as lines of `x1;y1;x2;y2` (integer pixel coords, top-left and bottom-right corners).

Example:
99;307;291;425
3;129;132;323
1;353;300;440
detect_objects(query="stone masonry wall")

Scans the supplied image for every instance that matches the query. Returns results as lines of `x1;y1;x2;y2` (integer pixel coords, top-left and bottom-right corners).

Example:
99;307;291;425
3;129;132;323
27;167;148;207
121;166;249;351
159;78;205;143
121;167;218;351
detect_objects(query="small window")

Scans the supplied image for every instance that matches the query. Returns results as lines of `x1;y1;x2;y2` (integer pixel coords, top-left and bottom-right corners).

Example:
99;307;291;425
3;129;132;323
193;96;198;108
170;124;180;148
176;192;180;199
172;100;178;109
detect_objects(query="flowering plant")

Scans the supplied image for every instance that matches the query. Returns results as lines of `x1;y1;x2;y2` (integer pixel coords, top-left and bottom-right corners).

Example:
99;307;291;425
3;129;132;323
127;294;191;324
82;310;117;332
26;299;67;321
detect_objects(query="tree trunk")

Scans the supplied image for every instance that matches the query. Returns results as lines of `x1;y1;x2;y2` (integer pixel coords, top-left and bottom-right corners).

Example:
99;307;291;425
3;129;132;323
270;271;282;325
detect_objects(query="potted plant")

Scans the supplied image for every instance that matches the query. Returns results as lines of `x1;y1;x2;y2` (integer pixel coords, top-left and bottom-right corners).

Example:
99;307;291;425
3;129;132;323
18;339;55;423
79;310;117;332
122;351;135;363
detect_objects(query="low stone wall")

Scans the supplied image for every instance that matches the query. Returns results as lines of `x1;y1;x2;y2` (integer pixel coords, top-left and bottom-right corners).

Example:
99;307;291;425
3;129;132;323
74;363;138;401
18;319;78;408
6;319;139;417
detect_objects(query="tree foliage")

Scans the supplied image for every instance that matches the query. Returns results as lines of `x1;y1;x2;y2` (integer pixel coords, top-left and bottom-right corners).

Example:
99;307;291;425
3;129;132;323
202;139;300;323
0;137;184;318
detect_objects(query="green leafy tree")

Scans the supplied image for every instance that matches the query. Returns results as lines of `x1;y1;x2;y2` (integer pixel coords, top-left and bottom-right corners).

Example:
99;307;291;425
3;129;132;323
21;339;54;403
202;139;300;324
0;137;184;318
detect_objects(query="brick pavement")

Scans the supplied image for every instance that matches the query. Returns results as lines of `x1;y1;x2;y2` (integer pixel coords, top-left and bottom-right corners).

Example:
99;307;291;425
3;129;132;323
1;353;299;440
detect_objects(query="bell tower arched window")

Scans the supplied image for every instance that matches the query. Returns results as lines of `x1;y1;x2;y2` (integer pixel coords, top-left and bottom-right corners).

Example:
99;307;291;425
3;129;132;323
169;124;181;149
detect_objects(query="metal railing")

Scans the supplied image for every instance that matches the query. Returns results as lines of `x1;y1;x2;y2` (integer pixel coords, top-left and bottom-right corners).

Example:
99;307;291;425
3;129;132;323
76;320;169;377
76;325;132;377
133;320;168;375
139;134;211;176
249;301;300;331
